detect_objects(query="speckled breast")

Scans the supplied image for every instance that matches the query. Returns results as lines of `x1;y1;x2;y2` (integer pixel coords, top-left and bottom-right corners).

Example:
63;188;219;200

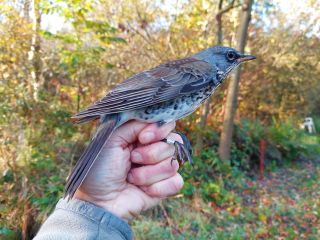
132;83;215;123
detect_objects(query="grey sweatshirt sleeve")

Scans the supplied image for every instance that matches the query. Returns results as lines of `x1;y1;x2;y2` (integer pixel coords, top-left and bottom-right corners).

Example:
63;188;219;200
34;198;133;240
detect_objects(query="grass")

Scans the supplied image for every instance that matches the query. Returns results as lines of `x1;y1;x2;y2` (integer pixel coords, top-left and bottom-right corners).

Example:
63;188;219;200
132;159;320;239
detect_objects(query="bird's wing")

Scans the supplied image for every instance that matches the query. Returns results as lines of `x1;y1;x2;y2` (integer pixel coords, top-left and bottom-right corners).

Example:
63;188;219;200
74;57;216;119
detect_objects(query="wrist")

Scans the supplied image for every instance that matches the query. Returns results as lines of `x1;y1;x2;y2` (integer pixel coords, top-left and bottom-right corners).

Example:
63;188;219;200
74;190;133;221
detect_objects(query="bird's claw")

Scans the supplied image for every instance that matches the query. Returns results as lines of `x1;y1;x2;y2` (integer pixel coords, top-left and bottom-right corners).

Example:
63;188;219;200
171;132;193;165
175;132;193;156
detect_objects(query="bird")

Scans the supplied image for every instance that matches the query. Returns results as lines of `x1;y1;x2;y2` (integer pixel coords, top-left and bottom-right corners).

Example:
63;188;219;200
65;46;256;199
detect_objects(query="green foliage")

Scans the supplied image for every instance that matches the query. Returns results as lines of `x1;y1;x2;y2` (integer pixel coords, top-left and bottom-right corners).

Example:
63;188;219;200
268;120;307;161
231;119;320;170
179;148;247;207
312;116;320;134
0;226;19;240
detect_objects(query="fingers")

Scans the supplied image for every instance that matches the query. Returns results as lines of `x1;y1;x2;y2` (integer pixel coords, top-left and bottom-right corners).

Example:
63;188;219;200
109;120;149;148
138;121;176;144
109;120;177;148
128;158;179;186
131;132;183;164
114;120;184;198
141;173;184;198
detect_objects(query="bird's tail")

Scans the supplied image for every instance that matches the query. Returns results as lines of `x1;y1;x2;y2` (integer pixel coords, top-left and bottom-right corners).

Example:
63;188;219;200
65;114;121;200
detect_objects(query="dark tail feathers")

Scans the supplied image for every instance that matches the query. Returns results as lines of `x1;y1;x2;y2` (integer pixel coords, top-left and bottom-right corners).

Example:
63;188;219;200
65;114;120;200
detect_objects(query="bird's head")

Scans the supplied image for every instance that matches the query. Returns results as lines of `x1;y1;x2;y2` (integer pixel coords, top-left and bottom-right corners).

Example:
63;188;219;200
194;46;256;81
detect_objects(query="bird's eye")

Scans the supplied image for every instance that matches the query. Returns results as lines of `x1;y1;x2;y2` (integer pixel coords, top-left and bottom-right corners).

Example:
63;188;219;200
226;51;237;61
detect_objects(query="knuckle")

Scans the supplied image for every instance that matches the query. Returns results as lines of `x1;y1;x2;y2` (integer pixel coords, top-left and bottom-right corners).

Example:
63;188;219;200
161;159;178;174
145;148;157;162
164;145;176;160
148;185;162;197
131;169;144;185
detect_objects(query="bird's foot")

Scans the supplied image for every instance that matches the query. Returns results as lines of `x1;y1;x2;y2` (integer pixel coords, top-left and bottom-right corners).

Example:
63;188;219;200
164;132;193;165
175;132;193;156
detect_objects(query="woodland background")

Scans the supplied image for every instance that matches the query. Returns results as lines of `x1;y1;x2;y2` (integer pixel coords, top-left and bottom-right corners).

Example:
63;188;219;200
0;0;320;239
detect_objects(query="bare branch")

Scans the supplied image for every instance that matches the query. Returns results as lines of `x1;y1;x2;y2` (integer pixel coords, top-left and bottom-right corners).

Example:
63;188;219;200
216;0;240;19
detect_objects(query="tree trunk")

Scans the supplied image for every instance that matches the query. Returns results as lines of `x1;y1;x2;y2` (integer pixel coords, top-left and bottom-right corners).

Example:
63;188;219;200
218;0;254;162
28;0;41;100
23;0;30;20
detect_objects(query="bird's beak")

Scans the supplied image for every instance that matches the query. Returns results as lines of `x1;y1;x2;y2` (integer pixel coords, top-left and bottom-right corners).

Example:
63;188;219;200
238;54;256;62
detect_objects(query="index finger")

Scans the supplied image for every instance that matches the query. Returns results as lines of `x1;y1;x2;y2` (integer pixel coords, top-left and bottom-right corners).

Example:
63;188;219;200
138;121;176;144
107;120;149;148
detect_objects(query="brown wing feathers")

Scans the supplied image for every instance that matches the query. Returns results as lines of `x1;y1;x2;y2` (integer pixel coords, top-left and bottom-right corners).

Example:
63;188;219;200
72;57;214;122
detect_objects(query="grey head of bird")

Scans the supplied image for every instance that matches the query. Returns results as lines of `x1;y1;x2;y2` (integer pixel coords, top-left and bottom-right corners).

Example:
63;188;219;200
193;45;256;81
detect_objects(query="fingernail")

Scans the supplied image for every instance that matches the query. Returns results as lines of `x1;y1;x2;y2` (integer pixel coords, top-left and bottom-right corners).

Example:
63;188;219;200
127;173;133;183
142;131;155;142
132;151;142;162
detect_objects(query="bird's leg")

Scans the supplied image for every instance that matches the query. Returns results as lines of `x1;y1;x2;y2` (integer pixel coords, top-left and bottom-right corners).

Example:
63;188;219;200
162;132;193;165
156;120;166;127
173;132;193;165
174;132;193;156
174;141;191;165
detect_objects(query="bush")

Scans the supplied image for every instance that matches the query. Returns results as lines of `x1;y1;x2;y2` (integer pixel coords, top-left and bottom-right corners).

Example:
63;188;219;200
312;116;320;134
180;148;246;205
231;118;320;171
267;119;320;161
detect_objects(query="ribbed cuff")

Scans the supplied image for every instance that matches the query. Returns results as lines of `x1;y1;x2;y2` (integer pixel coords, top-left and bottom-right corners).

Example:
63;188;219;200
56;198;133;240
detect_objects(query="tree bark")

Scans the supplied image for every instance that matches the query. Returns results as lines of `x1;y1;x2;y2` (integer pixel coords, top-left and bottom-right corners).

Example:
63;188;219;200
218;0;254;162
23;0;30;20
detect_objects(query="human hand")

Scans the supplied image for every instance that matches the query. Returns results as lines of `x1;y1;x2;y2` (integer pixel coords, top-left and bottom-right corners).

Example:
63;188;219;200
74;121;184;221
